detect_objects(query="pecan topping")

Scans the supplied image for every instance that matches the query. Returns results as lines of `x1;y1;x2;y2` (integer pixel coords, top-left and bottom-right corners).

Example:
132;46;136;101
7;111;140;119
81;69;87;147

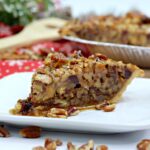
46;52;68;68
34;74;52;84
19;126;41;138
95;54;108;61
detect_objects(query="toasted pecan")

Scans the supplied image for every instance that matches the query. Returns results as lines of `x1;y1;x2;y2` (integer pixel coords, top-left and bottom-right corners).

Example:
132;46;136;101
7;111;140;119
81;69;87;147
0;126;10;137
19;126;41;138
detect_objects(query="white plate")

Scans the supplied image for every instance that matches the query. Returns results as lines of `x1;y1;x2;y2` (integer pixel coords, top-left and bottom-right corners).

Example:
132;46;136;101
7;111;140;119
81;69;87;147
0;72;150;133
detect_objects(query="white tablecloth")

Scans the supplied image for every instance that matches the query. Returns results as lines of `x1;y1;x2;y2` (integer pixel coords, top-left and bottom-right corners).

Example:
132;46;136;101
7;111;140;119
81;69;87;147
1;126;150;150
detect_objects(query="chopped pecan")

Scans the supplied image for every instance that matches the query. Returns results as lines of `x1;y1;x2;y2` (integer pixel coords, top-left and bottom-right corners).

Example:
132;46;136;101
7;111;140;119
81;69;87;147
67;142;76;150
46;141;57;150
68;107;80;116
137;139;150;150
50;108;68;116
32;138;110;150
44;138;62;147
0;126;10;137
95;54;108;61
44;138;62;148
95;104;103;110
96;102;116;112
78;140;94;150
55;139;63;146
96;145;108;150
34;74;52;84
47;108;68;118
32;146;46;150
19;126;41;138
47;52;68;68
44;138;53;147
102;104;116;112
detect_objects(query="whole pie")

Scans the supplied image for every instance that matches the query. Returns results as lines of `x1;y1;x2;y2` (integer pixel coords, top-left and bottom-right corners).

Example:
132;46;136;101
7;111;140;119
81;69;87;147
11;51;144;117
60;11;150;47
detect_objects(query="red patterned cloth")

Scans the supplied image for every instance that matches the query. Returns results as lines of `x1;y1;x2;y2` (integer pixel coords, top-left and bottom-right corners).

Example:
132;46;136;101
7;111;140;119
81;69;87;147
0;22;23;38
21;39;90;57
0;60;43;79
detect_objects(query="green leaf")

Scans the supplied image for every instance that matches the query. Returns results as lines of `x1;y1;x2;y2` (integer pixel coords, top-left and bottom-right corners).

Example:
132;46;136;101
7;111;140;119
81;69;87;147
0;0;54;25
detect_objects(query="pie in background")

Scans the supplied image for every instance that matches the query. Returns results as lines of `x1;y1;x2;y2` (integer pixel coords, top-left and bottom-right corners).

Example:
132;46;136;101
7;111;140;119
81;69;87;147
60;11;150;47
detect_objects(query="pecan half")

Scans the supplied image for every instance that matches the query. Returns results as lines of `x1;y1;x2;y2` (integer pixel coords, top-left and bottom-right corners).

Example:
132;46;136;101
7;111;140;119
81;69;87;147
78;140;94;150
44;138;62;147
19;126;41;138
46;141;57;150
32;146;46;150
67;142;76;150
55;139;63;146
96;103;116;112
137;139;150;150
96;145;108;150
95;53;108;61
47;108;68;118
68;107;80;116
102;104;115;112
0;126;10;137
44;138;53;147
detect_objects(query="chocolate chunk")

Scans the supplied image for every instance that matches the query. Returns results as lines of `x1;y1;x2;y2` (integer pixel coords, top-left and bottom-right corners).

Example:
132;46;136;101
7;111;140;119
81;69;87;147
75;84;81;88
100;78;104;83
21;101;32;114
68;75;81;88
141;17;150;24
125;68;132;79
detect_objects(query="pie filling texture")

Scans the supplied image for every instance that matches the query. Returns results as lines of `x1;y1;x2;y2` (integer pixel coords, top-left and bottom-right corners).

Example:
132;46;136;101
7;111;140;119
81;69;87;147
11;51;144;117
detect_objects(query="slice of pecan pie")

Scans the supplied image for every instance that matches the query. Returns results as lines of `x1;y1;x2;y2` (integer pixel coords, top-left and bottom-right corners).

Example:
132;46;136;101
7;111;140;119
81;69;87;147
11;51;144;117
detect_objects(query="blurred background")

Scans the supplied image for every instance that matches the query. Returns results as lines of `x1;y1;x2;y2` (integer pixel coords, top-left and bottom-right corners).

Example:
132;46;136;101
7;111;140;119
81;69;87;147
1;0;150;36
62;0;150;17
0;0;150;78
